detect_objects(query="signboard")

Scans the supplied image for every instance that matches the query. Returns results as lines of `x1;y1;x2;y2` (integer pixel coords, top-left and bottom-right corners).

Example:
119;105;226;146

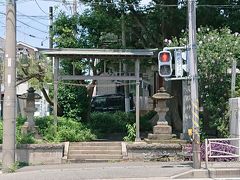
174;50;183;77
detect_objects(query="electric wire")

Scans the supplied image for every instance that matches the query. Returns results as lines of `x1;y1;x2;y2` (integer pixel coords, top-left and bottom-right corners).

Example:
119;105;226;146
2;0;240;8
17;19;48;34
17;11;48;27
34;0;49;15
17;29;46;40
0;12;48;36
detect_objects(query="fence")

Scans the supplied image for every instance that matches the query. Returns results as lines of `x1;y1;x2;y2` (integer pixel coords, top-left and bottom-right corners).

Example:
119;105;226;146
205;138;240;169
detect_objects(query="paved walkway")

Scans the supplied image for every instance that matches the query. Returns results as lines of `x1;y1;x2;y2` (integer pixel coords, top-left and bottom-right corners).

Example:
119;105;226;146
0;161;240;180
0;161;192;180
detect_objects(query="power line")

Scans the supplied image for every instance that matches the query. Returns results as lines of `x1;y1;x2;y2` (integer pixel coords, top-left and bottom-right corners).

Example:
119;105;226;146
17;29;46;40
2;1;240;8
0;12;48;33
34;0;49;15
17;19;48;34
17;14;49;20
17;11;48;27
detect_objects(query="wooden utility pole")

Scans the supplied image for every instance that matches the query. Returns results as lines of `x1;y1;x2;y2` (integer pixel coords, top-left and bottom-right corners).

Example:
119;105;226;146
188;0;201;169
2;0;16;172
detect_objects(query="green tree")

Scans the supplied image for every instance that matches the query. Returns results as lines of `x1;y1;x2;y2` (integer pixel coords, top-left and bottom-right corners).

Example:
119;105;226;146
172;27;240;137
52;0;240;122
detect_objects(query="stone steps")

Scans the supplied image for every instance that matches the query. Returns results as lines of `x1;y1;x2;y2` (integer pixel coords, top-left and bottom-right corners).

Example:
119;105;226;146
67;142;123;163
69;146;121;151
68;154;123;160
70;142;122;146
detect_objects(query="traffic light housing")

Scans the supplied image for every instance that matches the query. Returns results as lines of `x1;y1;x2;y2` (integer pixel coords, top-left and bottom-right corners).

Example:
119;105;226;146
158;50;172;77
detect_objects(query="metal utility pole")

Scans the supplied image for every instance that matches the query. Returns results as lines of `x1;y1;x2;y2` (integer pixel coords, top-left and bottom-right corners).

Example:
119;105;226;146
2;0;16;172
49;6;53;49
188;0;201;169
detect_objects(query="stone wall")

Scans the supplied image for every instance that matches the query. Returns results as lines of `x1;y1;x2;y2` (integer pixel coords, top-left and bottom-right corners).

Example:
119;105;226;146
0;144;64;165
126;142;183;161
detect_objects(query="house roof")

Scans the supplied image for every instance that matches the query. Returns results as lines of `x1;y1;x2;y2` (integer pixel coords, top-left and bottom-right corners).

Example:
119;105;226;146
39;48;159;59
0;38;38;52
17;41;38;52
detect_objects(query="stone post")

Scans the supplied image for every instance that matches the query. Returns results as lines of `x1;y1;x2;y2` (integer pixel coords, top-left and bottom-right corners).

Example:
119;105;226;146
19;87;41;134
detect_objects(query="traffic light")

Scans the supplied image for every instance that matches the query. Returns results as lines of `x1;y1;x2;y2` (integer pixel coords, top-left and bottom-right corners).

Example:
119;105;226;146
158;50;172;77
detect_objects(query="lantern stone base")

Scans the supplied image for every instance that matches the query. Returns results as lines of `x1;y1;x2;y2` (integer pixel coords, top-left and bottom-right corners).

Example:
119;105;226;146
148;133;176;140
146;123;179;143
21;122;42;139
144;138;187;144
153;124;172;134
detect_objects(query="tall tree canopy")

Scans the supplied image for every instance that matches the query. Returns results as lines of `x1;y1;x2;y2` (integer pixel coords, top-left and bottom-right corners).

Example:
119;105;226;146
51;0;240;122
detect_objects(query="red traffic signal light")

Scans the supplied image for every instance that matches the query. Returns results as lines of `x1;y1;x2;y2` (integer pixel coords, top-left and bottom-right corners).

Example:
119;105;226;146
159;52;171;62
158;50;172;77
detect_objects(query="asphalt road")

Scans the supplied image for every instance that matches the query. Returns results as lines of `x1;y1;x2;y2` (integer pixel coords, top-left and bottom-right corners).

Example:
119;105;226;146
0;161;192;180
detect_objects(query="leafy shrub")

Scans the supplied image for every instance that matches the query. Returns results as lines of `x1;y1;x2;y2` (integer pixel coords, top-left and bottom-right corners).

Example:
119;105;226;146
89;111;154;139
89;112;135;134
17;132;36;144
58;83;90;121
123;123;136;142
35;116;96;142
140;111;156;132
35;116;53;136
16;116;36;144
16;116;27;127
0;116;36;144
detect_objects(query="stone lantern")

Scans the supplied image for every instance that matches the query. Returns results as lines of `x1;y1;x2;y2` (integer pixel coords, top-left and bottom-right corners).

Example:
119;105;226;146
19;87;41;134
147;87;175;142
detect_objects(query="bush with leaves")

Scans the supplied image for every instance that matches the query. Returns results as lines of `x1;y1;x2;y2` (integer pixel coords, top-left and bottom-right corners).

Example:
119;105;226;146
140;111;156;132
58;83;90;121
17;132;36;144
15;116;36;144
35;116;96;142
123;123;136;142
89;111;153;139
0;116;36;144
89;112;135;135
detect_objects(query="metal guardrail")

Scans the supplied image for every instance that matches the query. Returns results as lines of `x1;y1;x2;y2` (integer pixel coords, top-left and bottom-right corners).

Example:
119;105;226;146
205;138;240;169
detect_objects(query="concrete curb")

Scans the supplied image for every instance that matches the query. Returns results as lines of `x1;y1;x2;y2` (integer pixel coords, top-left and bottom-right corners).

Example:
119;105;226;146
171;169;209;179
171;167;240;179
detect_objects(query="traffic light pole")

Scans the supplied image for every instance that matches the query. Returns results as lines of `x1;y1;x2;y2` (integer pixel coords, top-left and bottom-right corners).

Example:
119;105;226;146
2;0;16;172
188;0;201;169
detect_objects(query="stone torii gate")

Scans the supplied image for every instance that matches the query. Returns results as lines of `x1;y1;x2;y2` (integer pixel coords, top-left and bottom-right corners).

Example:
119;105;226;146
40;48;158;141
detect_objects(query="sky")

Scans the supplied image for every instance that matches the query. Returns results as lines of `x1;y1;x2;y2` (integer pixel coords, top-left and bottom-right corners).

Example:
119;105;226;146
0;0;151;48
